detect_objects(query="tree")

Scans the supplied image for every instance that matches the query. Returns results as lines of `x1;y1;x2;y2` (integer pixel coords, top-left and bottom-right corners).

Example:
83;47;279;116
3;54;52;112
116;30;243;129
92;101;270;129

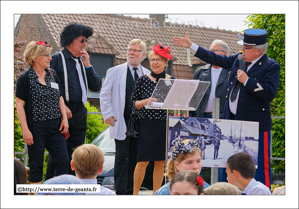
14;40;28;157
245;14;285;174
14;40;28;93
85;102;109;144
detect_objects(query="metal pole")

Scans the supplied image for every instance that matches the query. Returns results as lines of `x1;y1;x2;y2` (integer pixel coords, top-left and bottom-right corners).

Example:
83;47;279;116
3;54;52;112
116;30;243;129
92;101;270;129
24;144;28;167
164;110;170;185
211;97;220;185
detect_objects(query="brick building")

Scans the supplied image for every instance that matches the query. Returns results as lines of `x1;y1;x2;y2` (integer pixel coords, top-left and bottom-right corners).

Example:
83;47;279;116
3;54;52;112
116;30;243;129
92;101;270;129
14;14;242;109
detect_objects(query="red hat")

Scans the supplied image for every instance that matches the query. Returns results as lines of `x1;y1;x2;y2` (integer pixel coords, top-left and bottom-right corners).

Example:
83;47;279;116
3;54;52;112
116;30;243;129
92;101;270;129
153;44;172;60
35;41;51;47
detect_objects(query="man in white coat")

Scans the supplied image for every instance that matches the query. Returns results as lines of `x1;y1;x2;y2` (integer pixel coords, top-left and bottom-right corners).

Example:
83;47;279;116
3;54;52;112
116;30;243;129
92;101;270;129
100;39;150;195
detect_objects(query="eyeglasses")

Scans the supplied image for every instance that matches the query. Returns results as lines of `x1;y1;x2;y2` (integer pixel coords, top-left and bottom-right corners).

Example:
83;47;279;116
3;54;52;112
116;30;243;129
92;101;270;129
149;58;162;63
210;49;224;53
80;39;88;44
44;54;52;59
127;48;143;53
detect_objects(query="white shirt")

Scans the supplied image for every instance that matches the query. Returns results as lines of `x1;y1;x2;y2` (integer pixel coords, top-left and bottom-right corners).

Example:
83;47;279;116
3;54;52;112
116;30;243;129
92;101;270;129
128;64;144;81
80;178;115;195
204;67;222;113
243;178;271;195
229;54;264;115
190;43;223;113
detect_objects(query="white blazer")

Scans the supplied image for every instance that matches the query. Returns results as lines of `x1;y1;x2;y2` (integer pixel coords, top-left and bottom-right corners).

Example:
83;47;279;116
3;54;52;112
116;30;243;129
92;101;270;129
100;62;150;140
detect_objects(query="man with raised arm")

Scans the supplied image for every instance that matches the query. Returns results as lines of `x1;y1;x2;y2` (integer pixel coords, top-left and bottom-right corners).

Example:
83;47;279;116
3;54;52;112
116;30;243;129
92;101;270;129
173;29;280;189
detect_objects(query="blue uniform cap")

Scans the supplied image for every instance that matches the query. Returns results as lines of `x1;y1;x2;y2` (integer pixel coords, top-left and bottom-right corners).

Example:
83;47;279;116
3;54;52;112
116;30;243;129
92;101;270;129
237;29;267;46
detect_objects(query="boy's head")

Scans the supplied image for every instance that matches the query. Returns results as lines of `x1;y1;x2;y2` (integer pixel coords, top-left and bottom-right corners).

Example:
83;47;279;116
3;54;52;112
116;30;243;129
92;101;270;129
71;144;104;179
226;152;255;185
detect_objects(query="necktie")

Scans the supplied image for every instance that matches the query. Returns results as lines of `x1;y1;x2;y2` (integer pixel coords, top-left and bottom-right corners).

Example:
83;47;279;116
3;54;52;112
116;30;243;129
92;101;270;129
230;62;251;102
133;67;139;83
72;58;87;105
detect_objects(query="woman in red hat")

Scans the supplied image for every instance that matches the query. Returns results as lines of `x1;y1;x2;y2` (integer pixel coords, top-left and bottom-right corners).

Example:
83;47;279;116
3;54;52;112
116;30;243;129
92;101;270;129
130;44;174;194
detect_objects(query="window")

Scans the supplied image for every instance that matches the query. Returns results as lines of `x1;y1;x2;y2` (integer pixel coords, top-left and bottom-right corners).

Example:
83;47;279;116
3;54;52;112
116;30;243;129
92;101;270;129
88;53;115;101
89;53;115;78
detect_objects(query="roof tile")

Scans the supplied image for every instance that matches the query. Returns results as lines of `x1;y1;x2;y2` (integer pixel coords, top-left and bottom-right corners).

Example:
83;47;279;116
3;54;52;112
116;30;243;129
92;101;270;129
40;14;241;66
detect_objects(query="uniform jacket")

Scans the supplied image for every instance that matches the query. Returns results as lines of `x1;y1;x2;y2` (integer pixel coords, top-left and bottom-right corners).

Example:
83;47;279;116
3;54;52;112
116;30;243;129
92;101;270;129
100;62;150;140
192;64;229;118
194;46;280;132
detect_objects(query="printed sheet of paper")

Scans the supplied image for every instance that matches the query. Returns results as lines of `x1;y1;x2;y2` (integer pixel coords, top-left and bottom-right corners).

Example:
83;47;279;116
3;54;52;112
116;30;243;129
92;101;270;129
162;79;199;109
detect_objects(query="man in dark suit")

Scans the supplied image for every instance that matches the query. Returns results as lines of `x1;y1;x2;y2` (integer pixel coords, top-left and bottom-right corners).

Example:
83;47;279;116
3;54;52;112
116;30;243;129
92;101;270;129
46;23;101;178
191;39;229;119
173;29;280;189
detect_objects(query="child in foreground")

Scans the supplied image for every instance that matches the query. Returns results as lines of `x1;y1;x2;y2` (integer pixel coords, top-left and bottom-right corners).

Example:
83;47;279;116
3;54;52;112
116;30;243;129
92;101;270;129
203;182;242;195
170;170;204;195
226;152;271;195
71;144;115;195
154;137;209;195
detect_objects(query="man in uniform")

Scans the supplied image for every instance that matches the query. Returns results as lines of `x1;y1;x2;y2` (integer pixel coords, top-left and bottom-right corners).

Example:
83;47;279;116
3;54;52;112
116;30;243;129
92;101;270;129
173;29;280;189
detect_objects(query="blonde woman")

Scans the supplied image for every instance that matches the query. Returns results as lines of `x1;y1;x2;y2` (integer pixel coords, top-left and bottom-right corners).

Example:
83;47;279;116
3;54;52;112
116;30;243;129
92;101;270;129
131;44;174;194
16;41;69;184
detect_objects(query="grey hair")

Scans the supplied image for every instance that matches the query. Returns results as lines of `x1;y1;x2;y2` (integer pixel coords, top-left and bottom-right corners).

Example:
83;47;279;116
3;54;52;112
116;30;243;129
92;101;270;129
128;39;146;52
210;39;230;55
254;43;268;54
127;39;146;62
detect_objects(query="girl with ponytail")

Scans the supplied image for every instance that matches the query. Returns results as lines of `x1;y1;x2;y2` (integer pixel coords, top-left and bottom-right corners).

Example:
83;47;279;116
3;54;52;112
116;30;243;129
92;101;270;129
154;138;209;195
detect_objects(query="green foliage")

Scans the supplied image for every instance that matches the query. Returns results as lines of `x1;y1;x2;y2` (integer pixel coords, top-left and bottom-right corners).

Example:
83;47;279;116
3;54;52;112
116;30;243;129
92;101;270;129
42;155;49;182
245;15;285;174
85;101;109;144
14;98;108;181
14;95;24;153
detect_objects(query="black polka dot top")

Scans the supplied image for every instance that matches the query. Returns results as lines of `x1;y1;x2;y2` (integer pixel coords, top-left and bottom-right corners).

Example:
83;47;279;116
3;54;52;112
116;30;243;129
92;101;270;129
29;67;61;121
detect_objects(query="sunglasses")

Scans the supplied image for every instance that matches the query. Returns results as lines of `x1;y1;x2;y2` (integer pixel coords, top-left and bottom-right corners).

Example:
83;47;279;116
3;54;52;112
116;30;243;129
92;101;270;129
80;38;88;44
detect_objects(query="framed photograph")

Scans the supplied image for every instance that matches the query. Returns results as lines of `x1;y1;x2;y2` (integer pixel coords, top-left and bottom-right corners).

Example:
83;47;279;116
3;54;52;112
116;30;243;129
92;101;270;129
168;116;259;168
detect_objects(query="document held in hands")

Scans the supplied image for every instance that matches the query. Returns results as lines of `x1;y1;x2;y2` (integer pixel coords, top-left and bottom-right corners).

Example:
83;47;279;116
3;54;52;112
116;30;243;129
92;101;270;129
150;102;164;108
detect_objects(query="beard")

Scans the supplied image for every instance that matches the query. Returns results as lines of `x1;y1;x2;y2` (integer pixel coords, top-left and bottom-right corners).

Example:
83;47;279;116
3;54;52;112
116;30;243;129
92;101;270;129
127;54;143;66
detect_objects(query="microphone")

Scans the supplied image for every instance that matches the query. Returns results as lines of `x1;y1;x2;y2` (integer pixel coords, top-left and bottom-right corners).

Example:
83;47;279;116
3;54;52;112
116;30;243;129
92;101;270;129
238;53;243;71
